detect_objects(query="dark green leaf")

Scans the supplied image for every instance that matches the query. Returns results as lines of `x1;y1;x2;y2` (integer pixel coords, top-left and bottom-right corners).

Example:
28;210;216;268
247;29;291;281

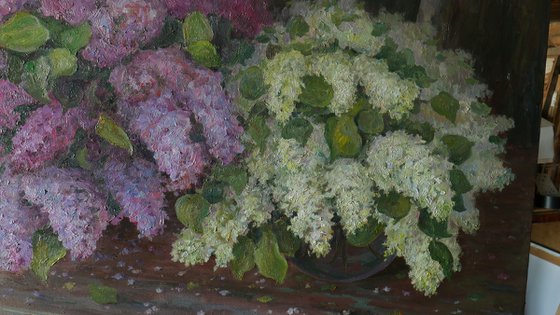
247;116;270;152
371;22;389;36
405;121;435;143
224;40;255;66
452;194;466;213
449;169;473;194
398;65;433;88
21;56;51;103
239;66;267;101
441;134;474;165
346;217;384;247
175;194;210;233
429;240;454;278
0;12;49;53
182;12;213;45
272;220;301;257
356;109;384;135
286;15;309;37
95;113;133;154
107;193;122;217
470;101;491;116
31;229;67;282
201;181;226;204
286;41;313;56
209;15;232;49
266;44;281;59
213;165;248;195
376;191;411;221
89;284;117;304
144;17;182;49
254;228;288;284
418;208;451;238
230;236;256;280
331;9;358;27
48;48;77;77
325;115;362;160
281;117;313;146
489;135;505;146
299;75;334;108
186;40;221;69
347;96;369;117
7;53;24;84
431;92;460;123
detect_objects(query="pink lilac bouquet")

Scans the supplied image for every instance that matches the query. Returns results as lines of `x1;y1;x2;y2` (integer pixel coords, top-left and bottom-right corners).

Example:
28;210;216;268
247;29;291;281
0;0;263;274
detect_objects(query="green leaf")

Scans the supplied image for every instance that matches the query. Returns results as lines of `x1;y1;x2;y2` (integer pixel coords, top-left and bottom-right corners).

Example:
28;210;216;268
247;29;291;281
256;296;273;303
201;181;226;204
325;115;362;160
182;11;213;45
431;92;460;123
449;169;473;194
331;9;358;27
213;165;248;195
186;40;221;69
356;109;384;135
346;217;384;247
21;56;51;103
48;48;77;77
441;134;474;165
405;121;435;143
76;147;92;170
95;113;134;154
224;40;255;66
7;53;24;84
371;22;389;36
89;284;117;305
398;65;433;88
286;41;314;56
247;116;270;152
31;229;67;282
281;117;313;146
175;194;210;233
471;101;491;116
107;193;122;217
272;220;301;257
418;208;451;238
0;12;49;53
429;240;454;278
347;96;369;117
376;191;411;221
230;236;256;280
452;194;466;213
239;66;267;101
254;228;288;284
286;15;309;37
299;75;334;108
55;22;92;54
489;135;505;146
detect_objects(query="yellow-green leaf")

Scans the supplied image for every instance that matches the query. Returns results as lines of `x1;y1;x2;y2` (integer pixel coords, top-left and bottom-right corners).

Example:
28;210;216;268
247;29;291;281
186;40;221;69
175;194;210;233
346;217;384;247
183;11;213;45
89;284;117;304
230;236;256;280
95;114;133;154
431;91;460;123
376;191;411;221
48;48;77;77
254;228;288;284
325;115;362;160
0;12;49;53
31;229;67;282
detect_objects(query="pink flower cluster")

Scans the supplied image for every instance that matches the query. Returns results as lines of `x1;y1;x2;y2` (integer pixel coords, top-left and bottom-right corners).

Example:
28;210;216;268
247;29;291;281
22;167;111;261
163;0;272;36
82;0;167;68
110;47;243;190
102;156;167;238
9;98;80;172
0;0;28;21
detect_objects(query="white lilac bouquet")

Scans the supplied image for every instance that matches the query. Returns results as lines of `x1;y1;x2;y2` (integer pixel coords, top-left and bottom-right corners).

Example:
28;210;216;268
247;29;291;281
0;0;272;279
171;0;515;296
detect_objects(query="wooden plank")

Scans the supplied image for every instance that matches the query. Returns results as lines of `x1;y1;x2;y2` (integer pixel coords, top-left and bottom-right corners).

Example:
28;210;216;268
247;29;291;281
530;245;560;266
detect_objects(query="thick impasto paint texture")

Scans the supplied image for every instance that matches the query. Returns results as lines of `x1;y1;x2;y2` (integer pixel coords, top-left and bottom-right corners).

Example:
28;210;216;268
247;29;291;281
0;0;514;298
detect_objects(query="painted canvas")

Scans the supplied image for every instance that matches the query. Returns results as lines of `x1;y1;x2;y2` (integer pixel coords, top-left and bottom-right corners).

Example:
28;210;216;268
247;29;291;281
0;0;545;313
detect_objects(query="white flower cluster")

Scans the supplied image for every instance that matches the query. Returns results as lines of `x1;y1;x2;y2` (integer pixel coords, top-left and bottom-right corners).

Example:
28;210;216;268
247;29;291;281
367;131;455;221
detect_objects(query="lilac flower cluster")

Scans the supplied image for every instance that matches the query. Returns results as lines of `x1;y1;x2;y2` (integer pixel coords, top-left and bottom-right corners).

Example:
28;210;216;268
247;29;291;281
102;155;167;238
9;98;80;172
40;0;96;25
21;167;111;261
82;0;167;68
0;0;28;21
110;47;243;189
0;80;34;131
0;174;47;272
163;0;272;36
